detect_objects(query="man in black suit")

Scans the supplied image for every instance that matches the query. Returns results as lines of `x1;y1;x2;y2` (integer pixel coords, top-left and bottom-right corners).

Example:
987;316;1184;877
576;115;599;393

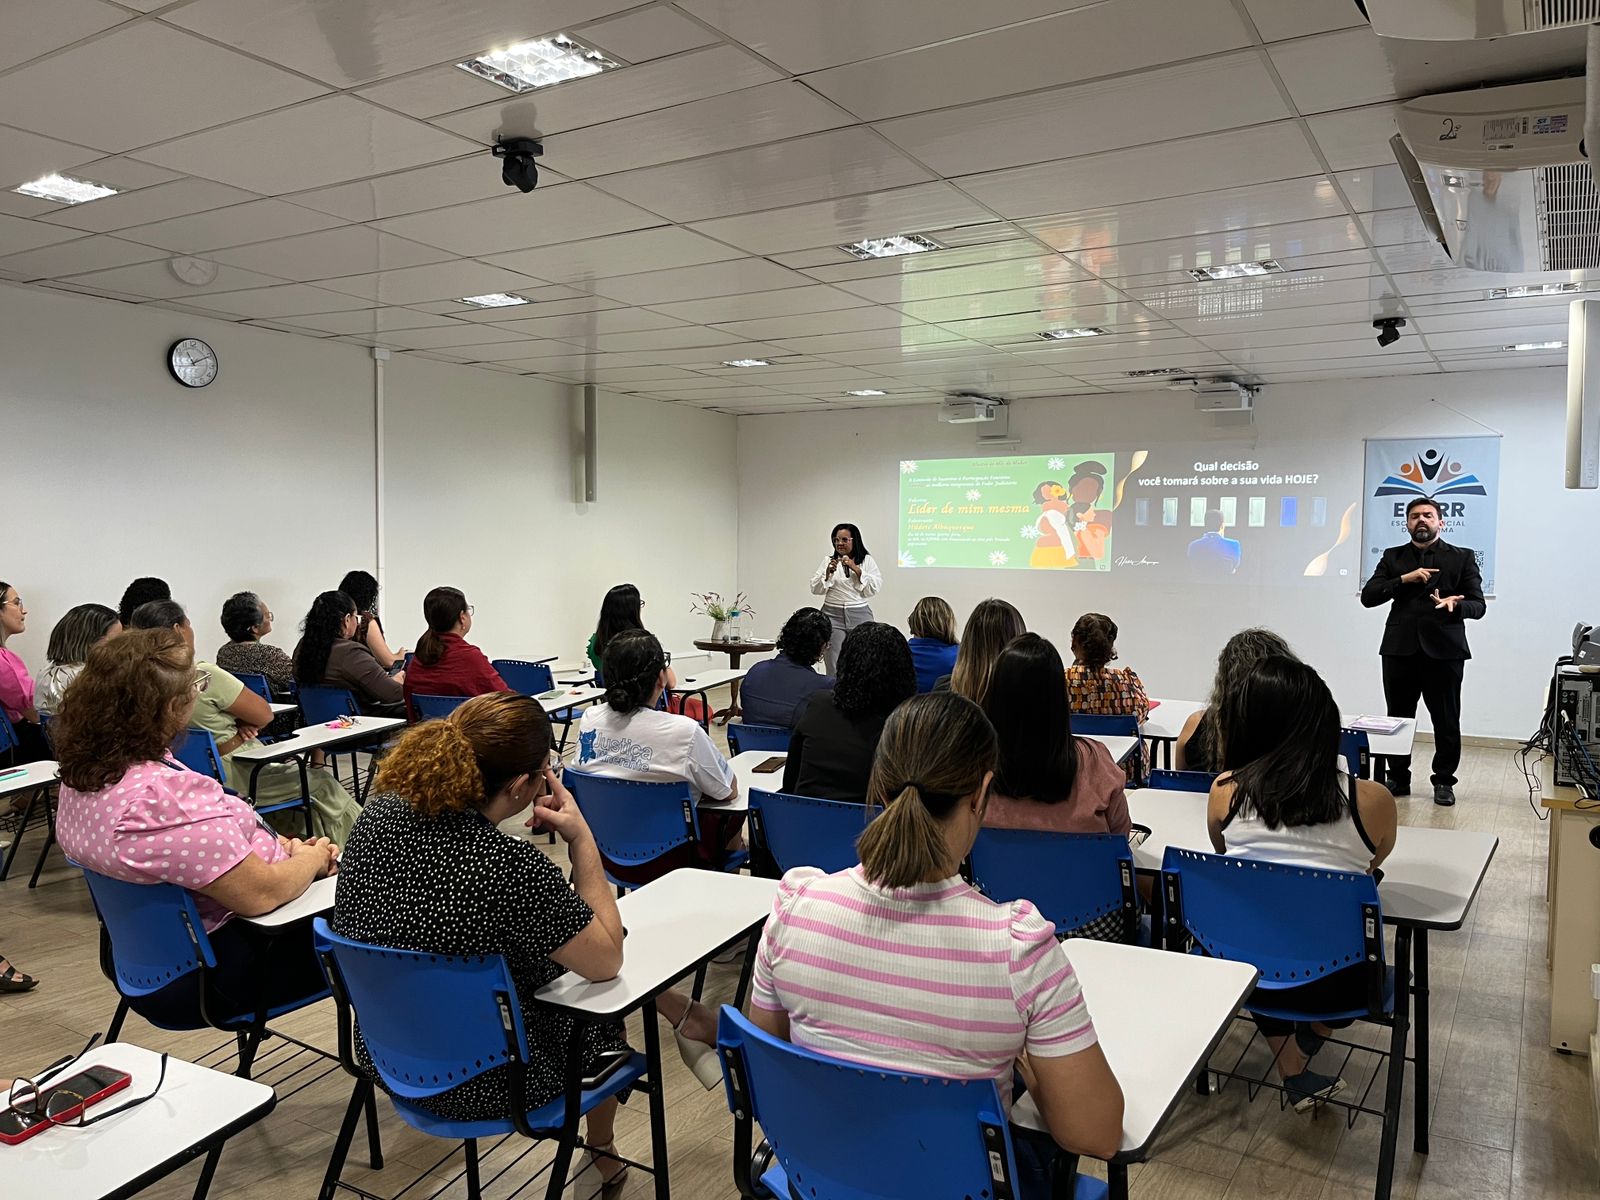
1359;496;1486;806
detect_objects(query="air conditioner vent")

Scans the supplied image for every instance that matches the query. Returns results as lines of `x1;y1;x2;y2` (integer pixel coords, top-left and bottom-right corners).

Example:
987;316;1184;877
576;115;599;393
1528;0;1600;32
1536;164;1600;271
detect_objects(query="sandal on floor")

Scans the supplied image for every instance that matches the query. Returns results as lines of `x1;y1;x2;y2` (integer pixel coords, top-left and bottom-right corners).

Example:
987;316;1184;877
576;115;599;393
0;961;39;993
672;1006;724;1091
586;1140;629;1198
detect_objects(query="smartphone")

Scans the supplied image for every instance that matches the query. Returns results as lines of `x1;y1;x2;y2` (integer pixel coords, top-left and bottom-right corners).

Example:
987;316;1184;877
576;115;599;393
580;1049;633;1090
536;688;567;701
0;1066;132;1145
752;756;786;774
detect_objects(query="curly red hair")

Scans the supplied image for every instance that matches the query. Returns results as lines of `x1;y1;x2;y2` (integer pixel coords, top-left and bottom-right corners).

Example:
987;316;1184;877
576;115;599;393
55;629;194;792
375;692;552;817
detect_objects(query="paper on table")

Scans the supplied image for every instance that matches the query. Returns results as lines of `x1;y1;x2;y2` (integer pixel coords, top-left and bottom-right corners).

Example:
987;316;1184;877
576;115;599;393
1349;715;1405;734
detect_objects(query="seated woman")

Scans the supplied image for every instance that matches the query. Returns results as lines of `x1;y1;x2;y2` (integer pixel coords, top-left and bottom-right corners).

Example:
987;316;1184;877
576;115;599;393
577;629;741;876
1175;627;1297;773
215;592;296;737
586;584;676;686
338;570;405;672
294;591;405;718
333;694;723;1185
937;597;1025;705
906;596;959;693
130;600;360;845
782;622;917;803
37;603;121;714
117;576;170;628
1208;655;1397;1111
1064;613;1149;722
738;607;832;729
0;581;48;762
53;629;338;1026
752;692;1125;1198
401;587;508;721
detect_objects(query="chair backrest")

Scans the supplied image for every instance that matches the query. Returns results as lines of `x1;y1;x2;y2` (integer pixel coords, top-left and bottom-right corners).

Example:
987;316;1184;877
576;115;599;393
1160;846;1385;1002
1070;712;1140;737
718;1006;1023;1200
299;684;359;725
234;672;273;703
726;722;791;756
37;711;54;754
491;659;556;697
412;694;469;722
747;790;873;875
563;767;698;884
1146;768;1217;793
0;707;17;758
969;828;1138;940
173;728;227;783
1338;728;1371;779
312;918;529;1101
80;868;217;997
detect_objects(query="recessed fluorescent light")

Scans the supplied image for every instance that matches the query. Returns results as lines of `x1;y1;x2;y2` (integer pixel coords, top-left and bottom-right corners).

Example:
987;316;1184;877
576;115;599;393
13;173;121;205
459;292;529;308
458;34;622;93
722;358;771;368
1038;327;1107;340
1186;260;1284;282
1485;283;1577;299
839;233;943;260
1502;341;1566;351
1124;367;1190;377
844;388;888;396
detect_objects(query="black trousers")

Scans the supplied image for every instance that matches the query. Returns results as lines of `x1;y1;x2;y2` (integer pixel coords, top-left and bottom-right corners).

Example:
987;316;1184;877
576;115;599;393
1381;653;1465;787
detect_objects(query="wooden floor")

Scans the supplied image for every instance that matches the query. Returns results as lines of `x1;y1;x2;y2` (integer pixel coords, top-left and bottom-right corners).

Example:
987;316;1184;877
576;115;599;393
1;738;1594;1200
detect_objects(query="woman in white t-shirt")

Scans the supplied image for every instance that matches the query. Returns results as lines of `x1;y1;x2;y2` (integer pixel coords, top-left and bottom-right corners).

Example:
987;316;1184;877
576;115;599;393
576;629;742;880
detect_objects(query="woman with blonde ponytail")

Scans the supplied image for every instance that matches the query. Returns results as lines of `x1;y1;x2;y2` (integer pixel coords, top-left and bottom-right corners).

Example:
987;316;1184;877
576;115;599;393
334;693;722;1190
751;693;1125;1195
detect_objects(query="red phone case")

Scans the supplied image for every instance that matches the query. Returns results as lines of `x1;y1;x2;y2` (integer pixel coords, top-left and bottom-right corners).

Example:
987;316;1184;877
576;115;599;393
0;1067;132;1146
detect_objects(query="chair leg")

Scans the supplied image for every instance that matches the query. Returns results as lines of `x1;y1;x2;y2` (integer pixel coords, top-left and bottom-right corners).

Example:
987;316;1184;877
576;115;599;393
191;1144;225;1200
235;1029;260;1078
1373;931;1413;1200
363;1085;384;1169
28;803;56;888
732;930;759;1011
318;1080;370;1200
463;1138;482;1200
106;998;130;1043
691;962;708;1001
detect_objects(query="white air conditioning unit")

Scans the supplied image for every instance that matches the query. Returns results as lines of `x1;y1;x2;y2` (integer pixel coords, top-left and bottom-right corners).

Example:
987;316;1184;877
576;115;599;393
1395;78;1599;272
939;396;1001;424
1364;0;1600;40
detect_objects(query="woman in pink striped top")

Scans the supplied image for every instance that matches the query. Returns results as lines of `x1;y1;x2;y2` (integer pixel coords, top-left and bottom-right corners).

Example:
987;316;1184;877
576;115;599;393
751;692;1124;1191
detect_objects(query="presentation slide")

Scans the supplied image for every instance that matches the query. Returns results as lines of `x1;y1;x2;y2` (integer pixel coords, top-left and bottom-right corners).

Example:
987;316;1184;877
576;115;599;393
898;451;1358;583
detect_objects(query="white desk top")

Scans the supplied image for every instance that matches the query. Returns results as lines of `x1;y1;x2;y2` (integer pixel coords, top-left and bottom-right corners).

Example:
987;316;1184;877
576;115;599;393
552;665;596;685
0;760;58;797
231;715;405;762
1143;698;1416;757
1127;788;1497;930
1012;940;1256;1159
1085;734;1138;765
534;869;778;1019
237;873;338;929
671;667;748;691
5;1042;275;1198
539;686;605;713
710;749;789;813
268;702;297;717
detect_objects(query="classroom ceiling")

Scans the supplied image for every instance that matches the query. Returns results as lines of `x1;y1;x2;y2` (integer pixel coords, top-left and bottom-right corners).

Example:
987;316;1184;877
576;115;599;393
0;0;1590;413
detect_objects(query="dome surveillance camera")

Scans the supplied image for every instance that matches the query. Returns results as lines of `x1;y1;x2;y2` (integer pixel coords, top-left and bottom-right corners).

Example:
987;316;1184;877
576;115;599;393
1373;316;1406;348
493;137;544;193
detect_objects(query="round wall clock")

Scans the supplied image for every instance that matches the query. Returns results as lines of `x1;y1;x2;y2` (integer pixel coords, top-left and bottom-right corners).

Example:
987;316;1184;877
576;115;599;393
167;338;218;388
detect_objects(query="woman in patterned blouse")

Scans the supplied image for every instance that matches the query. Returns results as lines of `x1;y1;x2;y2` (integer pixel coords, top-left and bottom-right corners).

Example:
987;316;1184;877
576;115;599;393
1063;613;1149;721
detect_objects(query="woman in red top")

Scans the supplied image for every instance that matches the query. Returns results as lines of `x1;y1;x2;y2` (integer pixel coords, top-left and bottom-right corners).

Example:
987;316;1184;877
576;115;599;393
401;587;509;721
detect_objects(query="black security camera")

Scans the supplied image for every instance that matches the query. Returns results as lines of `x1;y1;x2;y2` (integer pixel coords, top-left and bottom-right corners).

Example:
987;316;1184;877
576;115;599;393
493;137;544;193
1373;317;1406;348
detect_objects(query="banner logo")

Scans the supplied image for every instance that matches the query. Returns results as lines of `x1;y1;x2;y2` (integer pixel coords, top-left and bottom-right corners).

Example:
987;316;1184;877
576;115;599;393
1371;445;1488;499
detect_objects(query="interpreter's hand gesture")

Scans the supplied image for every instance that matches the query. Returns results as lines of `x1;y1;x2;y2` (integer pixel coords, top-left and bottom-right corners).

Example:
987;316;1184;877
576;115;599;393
526;767;592;845
1401;566;1438;585
1431;590;1462;614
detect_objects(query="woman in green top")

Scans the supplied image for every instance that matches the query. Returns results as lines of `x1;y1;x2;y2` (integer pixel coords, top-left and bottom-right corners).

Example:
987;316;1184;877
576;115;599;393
587;584;677;689
129;599;361;845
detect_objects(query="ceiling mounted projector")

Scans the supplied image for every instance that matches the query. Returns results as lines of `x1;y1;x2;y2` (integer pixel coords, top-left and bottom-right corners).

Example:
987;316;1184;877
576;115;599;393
1362;0;1600;39
939;395;1003;424
1169;378;1257;413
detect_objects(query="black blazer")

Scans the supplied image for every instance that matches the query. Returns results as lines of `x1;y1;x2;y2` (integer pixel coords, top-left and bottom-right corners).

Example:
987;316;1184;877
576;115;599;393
1359;539;1486;660
781;690;888;803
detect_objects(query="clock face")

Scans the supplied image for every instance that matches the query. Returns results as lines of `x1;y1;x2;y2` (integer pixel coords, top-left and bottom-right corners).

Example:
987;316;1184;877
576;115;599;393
167;338;217;388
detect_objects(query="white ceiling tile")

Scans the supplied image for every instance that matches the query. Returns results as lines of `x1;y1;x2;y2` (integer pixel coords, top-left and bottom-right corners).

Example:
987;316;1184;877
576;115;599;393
771;326;969;355
451;293;628;321
937;304;1160;341
1069;216;1372;280
1333;164;1411;213
51;258;291;298
1267;27;1398;115
370;184;662;256
118;198;345;252
959;122;1323;220
875;51;1289;178
584;258;810;305
315;260;545;305
591;127;933;223
267;307;465;336
1192;319;1384;351
800;240;1066;284
688;182;994;255
713;306;925;340
0;24;328;153
1303;104;1400;171
0;0;130;72
430;44;781;143
1427;324;1568;352
887;280;1121;323
288;155;510;222
0;234;165;280
650;286;872;324
69;156;185;191
366;322;543;351
1376;241;1456;274
1178;298;1387;334
175;282;382;319
136;97;473;194
568;325;746;352
491;308;687;338
1358;207;1439;247
675;0;1102;74
1242;0;1368;42
0;123;99;191
541;82;851;179
354;66;508;121
810;0;1250;122
165;0;641;87
0;214;88;257
576;6;720;61
208;226;453;281
37;178;259;233
484;226;742;282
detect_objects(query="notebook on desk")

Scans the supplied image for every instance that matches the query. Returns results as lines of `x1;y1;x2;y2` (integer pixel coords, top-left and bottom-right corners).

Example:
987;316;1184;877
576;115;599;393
1349;715;1405;734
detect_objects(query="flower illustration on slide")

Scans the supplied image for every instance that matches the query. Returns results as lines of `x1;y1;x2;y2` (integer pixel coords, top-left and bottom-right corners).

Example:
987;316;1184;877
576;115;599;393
924;555;936;565
898;551;918;568
1047;456;1066;471
989;550;1009;566
900;460;919;475
1020;524;1042;540
966;489;982;500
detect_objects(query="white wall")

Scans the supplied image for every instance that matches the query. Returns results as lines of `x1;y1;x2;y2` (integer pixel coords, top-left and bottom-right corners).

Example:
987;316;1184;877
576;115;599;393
0;281;738;680
735;368;1597;741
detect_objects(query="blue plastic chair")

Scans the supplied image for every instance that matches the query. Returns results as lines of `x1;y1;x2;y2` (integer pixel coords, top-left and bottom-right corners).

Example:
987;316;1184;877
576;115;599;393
747;790;873;876
1146;769;1217;793
726;722;790;755
80;869;332;1076
1070;713;1140;736
298;684;359;724
969;828;1140;942
234;671;274;703
174;729;314;837
0;706;18;762
563;767;748;890
492;659;583;753
313;917;648;1200
717;1005;1108;1200
412;693;469;722
1339;727;1371;779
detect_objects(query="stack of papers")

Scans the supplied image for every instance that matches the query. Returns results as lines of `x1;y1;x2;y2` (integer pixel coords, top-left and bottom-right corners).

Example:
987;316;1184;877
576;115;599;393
1349;715;1406;734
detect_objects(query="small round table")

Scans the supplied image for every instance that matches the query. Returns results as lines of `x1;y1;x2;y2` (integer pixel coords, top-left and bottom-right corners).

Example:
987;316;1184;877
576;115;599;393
693;638;777;724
